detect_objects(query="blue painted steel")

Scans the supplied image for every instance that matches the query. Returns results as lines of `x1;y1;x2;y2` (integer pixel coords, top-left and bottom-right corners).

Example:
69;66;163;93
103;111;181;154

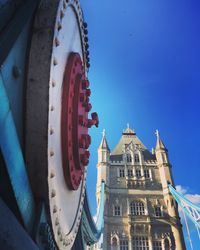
81;181;105;246
0;0;40;65
169;184;200;228
0;74;35;232
96;180;105;232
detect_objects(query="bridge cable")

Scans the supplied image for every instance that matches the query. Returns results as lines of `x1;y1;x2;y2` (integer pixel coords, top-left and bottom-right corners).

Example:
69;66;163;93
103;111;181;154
195;223;200;241
182;208;194;250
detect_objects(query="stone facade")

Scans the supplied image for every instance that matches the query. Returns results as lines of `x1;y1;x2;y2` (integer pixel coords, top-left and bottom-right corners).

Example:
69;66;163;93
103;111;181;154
96;128;186;250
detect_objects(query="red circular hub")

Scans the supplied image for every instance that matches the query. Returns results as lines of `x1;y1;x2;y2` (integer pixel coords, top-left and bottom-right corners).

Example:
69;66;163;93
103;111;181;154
61;53;99;190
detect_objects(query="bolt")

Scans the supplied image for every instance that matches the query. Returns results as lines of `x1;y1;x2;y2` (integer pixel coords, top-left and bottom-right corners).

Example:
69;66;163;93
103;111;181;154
79;115;84;125
57;22;62;31
55;37;60;47
51;189;56;198
53;205;57;213
55;217;59;226
84;36;88;43
60;10;64;18
85;103;92;112
84;29;88;35
82;79;89;89
50;171;55;178
53;58;58;66
79;93;86;102
91;112;99;127
85;88;91;96
83;22;88;28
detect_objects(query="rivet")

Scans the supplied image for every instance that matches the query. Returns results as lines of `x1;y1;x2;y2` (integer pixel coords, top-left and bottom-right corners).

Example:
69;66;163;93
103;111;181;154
57;22;62;31
50;106;54;111
57;227;61;235
53;58;58;66
51;189;56;198
52;80;56;87
50;171;55;178
50;151;54;157
60;10;64;19
55;217;59;226
54;37;60;47
50;128;54;135
60;234;63;241
53;205;57;213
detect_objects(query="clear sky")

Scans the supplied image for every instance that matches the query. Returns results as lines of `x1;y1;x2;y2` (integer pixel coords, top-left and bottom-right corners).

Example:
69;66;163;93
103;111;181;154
81;0;200;248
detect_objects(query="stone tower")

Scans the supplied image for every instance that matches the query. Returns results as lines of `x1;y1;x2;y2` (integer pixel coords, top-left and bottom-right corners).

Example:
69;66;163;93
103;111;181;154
96;127;185;250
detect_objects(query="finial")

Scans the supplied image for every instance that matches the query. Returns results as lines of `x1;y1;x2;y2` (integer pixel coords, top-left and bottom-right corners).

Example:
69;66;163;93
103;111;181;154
155;129;160;138
102;129;106;137
127;123;130;129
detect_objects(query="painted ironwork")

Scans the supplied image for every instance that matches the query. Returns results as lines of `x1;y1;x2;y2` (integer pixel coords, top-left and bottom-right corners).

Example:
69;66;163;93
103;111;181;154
0;0;103;249
0;73;35;232
61;52;98;190
81;181;105;246
169;184;200;227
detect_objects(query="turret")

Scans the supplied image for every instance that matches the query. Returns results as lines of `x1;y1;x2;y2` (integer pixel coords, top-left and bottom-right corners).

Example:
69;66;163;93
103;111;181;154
98;129;110;163
96;130;110;205
155;130;186;249
155;130;173;189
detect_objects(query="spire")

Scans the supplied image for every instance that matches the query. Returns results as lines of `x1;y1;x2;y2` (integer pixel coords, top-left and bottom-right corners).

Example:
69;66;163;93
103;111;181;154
99;129;110;151
122;123;136;135
155;129;167;151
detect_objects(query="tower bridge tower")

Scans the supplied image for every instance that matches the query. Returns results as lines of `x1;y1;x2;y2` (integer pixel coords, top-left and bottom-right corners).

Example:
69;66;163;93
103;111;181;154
96;127;185;250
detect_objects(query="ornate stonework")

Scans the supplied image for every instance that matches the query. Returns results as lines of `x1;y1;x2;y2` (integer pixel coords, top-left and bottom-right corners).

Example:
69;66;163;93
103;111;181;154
96;127;186;250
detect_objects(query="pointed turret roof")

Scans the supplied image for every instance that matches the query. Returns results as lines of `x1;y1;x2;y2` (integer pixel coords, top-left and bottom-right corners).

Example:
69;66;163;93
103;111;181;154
155;130;167;151
110;125;156;161
111;126;146;155
99;129;110;151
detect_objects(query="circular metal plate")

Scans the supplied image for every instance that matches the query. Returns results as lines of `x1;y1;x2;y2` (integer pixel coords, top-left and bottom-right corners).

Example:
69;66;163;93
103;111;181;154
25;1;97;249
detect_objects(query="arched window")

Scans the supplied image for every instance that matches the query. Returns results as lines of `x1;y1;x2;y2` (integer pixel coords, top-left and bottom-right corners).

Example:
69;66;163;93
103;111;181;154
154;206;162;217
164;238;170;250
130;201;145;215
134;154;140;163
127;154;132;163
112;237;118;246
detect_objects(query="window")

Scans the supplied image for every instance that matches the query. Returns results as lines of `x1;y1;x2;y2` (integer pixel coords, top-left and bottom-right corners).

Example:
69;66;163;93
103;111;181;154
144;169;150;178
130;201;145;215
164;239;170;250
153;241;162;250
127;154;132;163
114;205;121;216
134;154;140;163
154;206;162;217
136;169;141;178
112;237;118;246
128;169;133;177
120;239;128;250
119;169;125;177
132;236;149;250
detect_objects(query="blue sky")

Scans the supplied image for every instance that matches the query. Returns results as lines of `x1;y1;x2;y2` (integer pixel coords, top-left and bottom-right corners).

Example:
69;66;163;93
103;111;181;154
81;0;200;248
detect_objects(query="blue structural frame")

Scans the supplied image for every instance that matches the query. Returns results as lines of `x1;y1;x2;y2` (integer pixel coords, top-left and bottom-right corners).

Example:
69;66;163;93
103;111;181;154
0;73;35;232
169;184;200;228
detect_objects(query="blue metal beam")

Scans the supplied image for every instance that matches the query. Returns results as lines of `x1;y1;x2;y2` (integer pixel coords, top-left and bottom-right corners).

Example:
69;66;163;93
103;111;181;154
0;73;35;232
